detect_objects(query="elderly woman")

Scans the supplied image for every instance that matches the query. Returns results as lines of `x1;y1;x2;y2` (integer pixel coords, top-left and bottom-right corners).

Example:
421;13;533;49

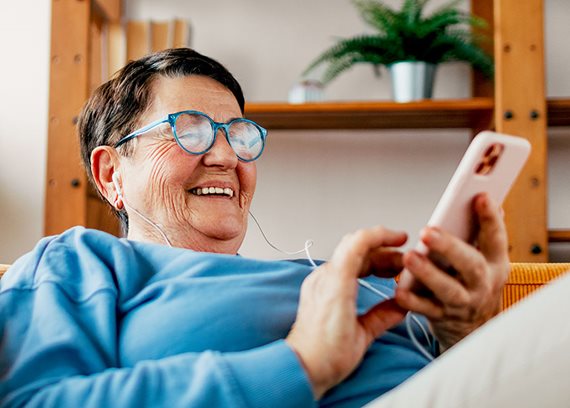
1;49;510;407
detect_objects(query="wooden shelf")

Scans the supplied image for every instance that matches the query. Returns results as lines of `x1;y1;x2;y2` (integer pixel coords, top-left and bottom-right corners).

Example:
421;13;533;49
245;98;494;130
548;229;570;243
245;98;570;130
547;99;570;127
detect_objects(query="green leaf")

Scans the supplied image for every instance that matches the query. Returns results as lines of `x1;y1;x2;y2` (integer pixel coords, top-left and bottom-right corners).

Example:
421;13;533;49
353;0;398;34
304;0;494;83
304;34;405;81
322;54;386;84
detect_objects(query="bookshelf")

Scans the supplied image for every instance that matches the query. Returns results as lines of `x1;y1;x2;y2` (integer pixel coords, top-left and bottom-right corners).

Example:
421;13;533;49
44;0;568;261
245;98;570;129
245;99;494;130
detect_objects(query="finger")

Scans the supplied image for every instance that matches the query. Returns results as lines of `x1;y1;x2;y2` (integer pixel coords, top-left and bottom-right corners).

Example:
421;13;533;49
331;226;408;279
395;287;445;320
420;226;487;289
473;193;509;265
403;251;471;307
367;249;404;278
358;298;407;342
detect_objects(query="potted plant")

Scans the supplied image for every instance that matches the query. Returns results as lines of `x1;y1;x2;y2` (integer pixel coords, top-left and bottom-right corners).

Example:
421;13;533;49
304;0;493;102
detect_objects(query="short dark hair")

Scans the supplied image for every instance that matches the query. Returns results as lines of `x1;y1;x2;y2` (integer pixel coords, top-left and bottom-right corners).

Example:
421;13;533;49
78;48;245;232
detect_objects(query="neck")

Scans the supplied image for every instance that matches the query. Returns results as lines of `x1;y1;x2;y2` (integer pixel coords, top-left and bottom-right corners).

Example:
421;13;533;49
127;221;242;254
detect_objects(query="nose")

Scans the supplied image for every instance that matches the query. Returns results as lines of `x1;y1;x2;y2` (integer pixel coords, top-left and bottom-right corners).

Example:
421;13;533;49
202;128;238;169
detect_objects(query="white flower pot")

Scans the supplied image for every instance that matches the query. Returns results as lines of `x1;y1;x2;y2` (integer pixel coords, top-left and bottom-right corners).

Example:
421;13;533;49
388;61;437;103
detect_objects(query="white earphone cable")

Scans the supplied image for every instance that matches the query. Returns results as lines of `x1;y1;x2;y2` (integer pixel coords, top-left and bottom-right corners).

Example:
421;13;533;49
406;312;435;361
248;210;317;268
120;200;173;247
250;211;435;360
114;177;435;361
113;173;173;247
356;278;434;360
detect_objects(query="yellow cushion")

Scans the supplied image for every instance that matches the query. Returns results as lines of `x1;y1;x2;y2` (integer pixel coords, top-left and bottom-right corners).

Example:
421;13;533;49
0;263;568;310
0;264;9;277
503;263;570;309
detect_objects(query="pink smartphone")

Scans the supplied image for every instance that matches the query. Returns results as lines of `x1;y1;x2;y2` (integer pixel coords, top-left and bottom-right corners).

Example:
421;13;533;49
404;131;531;280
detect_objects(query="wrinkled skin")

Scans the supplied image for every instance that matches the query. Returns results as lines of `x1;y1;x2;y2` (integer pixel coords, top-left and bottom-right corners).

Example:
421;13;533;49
91;76;509;400
287;194;509;399
92;75;256;253
396;194;510;351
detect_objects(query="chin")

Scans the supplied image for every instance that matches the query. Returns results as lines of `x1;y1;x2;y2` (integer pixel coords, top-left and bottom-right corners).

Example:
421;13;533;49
198;218;245;242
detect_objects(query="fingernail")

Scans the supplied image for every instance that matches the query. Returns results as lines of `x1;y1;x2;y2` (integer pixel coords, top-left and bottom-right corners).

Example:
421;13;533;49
428;229;441;240
407;252;419;267
422;228;440;242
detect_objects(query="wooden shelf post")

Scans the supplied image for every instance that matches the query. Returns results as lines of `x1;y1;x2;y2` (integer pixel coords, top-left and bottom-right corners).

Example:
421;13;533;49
45;0;121;236
494;0;548;261
45;0;92;235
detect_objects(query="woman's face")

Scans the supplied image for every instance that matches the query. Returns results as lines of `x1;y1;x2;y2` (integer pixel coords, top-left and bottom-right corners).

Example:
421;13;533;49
119;75;257;253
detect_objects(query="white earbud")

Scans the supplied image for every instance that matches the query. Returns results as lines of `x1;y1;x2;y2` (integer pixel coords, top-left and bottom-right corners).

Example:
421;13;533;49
112;172;123;199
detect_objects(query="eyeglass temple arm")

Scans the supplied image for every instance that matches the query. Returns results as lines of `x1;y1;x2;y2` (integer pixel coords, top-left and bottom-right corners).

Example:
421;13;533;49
114;117;169;147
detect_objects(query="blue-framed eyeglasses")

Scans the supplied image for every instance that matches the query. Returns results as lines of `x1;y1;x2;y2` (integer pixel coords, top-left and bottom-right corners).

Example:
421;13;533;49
114;110;267;162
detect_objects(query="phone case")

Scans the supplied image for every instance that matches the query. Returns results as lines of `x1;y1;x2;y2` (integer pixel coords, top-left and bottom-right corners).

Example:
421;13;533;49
416;131;531;255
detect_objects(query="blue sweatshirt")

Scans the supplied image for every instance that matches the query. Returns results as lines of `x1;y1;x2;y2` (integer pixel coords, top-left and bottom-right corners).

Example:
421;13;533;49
0;227;431;407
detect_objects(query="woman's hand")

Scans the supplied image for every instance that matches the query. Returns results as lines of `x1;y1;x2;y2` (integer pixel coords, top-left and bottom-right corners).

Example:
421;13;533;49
396;193;510;352
286;226;408;400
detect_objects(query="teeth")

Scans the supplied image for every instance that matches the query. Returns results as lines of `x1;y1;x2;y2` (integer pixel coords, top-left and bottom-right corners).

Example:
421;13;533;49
191;187;234;197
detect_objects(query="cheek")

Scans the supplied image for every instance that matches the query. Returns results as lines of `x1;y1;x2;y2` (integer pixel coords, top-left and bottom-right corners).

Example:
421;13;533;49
145;145;201;202
239;163;257;196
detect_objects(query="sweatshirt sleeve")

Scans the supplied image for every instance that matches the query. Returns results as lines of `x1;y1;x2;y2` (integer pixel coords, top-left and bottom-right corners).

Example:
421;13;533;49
0;237;315;408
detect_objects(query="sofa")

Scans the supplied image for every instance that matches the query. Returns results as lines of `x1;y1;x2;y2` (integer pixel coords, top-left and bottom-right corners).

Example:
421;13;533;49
1;262;569;309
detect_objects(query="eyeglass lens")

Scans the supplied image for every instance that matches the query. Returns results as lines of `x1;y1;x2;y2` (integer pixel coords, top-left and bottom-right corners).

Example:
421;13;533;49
174;112;264;161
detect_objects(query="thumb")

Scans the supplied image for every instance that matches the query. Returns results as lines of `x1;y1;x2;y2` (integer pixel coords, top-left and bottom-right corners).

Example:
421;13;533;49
358;299;407;343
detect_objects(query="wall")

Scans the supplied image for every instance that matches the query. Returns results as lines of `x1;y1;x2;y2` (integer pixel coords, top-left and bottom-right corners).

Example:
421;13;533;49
0;0;568;262
0;1;51;262
125;0;473;102
545;0;570;260
125;0;570;261
123;0;475;260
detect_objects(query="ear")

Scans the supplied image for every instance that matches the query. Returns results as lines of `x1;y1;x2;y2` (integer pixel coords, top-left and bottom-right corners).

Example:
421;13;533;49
91;146;123;210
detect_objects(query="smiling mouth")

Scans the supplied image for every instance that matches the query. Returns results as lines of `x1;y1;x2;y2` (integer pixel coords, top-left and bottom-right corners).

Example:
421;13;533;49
190;187;234;198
